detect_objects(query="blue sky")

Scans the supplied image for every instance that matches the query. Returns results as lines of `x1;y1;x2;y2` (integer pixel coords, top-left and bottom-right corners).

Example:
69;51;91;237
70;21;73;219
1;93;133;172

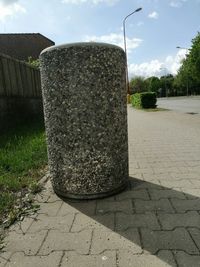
0;0;199;77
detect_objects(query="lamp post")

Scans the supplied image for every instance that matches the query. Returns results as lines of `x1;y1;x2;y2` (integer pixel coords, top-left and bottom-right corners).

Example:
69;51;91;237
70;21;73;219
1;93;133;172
123;7;142;103
176;46;189;96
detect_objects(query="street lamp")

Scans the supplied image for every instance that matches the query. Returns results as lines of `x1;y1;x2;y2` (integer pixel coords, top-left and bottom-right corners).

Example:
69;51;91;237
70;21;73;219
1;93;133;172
176;46;189;96
176;46;188;50
123;7;142;103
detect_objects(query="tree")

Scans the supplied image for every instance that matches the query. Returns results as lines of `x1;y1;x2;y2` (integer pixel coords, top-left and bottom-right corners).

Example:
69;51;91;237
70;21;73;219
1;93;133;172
145;76;161;95
174;32;200;95
129;76;147;94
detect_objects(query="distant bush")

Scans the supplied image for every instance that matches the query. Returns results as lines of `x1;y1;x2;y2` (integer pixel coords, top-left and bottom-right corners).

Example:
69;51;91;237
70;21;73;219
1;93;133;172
131;92;157;109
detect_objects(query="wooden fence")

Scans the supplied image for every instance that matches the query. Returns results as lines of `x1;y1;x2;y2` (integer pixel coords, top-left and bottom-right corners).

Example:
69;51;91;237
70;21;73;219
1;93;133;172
0;53;41;98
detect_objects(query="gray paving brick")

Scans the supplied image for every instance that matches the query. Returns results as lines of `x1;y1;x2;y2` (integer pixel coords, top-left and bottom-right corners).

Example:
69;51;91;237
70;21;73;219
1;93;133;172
96;200;132;214
188;228;200;250
182;188;200;199
4;230;47;255
171;199;200;212
175;251;200;267
134;199;174;213
39;229;92;255
159;179;194;189
141;228;199;254
118;250;176;267
116;212;160;230
61;251;116;267
149;189;186;200
90;228;142;254
9;215;37;234
116;189;149;200
27;213;75;233
37;201;62;216
130;179;163;190
58;200;96;216
190;180;200;188
0;257;7;267
158;211;200;230
5;251;63;267
71;213;114;232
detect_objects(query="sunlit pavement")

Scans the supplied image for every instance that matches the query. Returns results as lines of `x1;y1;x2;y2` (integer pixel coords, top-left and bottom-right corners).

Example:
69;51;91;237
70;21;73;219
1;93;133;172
1;105;200;267
157;95;200;114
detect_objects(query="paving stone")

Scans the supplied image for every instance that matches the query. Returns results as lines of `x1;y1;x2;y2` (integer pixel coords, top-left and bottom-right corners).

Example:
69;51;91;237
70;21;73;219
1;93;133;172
5;251;62;267
171;199;200;212
39;229;92;255
71;213;114;232
115;212;160;230
158;211;200;230
190;180;200;188
116;189;149;200
9;215;37;234
130;179;163;190
134;199;174;213
148;189;186;200
188;228;200;250
0;257;7;267
159;180;194;189
141;228;199;254
96;200;132;214
58;200;96;216
90;228;142;254
118;250;176;267
34;190;51;203
182;188;200;199
27;213;75;233
175;251;200;267
61;251;116;267
4;230;47;255
37;201;62;216
45;192;62;203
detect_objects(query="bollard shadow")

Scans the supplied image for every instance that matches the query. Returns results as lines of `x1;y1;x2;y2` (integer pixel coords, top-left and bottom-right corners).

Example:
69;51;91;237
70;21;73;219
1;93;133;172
60;176;200;265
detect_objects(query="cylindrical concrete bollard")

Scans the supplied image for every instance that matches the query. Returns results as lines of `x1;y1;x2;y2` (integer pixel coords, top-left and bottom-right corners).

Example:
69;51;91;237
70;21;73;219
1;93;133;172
40;42;129;199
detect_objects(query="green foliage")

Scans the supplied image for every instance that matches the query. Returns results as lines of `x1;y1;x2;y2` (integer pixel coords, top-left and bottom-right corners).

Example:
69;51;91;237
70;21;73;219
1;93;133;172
174;32;200;95
27;56;40;68
145;76;161;94
131;92;157;109
0;118;47;224
160;74;175;97
129;76;148;94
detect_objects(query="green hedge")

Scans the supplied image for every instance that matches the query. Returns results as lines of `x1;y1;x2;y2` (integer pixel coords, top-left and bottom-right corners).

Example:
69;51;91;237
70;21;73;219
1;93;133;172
131;92;157;109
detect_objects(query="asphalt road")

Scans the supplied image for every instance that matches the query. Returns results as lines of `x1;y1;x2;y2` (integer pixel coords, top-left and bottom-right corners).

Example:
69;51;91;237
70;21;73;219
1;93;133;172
157;96;200;114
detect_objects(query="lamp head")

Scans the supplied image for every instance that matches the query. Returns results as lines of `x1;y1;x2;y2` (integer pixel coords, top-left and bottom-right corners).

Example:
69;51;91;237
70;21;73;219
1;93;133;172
135;7;142;12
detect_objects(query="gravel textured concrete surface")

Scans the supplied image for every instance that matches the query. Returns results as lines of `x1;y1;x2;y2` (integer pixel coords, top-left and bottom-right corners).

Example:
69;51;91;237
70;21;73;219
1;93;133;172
1;106;200;266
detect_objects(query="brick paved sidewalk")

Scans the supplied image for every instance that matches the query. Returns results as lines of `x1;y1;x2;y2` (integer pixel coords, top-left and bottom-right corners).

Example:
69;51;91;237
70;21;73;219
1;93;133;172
1;106;200;267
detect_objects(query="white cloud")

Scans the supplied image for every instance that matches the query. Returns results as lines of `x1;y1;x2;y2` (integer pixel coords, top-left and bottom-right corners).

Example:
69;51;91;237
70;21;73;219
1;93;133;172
148;11;158;19
84;33;143;53
0;0;26;22
62;0;118;5
129;60;162;78
129;49;187;78
169;0;187;8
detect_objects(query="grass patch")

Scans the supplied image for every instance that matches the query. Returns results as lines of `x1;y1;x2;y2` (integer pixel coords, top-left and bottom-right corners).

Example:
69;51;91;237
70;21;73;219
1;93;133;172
0;117;47;227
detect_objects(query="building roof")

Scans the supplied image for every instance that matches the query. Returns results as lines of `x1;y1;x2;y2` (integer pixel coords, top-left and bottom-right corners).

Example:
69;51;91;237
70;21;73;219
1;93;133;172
0;33;55;61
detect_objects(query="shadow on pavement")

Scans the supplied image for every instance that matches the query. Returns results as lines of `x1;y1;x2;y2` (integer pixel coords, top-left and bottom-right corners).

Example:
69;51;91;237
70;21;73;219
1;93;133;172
61;176;200;266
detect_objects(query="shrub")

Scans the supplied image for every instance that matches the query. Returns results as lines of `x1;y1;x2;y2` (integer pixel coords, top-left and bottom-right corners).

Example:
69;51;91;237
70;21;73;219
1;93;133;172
131;92;157;109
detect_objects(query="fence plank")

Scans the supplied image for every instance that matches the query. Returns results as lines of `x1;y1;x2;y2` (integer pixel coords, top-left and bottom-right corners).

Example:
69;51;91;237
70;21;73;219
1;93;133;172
0;53;41;98
0;56;6;96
